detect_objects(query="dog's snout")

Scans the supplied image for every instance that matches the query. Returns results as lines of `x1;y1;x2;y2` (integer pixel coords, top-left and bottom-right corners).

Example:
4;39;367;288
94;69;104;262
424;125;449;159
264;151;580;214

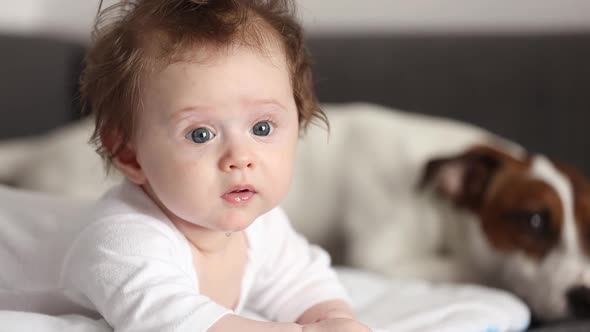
567;286;590;318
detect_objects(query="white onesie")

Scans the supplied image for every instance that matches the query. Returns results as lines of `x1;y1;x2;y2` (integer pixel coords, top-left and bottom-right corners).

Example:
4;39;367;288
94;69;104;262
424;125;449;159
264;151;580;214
0;181;348;332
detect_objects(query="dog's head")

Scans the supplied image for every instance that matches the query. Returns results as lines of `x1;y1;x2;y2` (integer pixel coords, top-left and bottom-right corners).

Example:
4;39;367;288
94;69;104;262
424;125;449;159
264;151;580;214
422;144;590;321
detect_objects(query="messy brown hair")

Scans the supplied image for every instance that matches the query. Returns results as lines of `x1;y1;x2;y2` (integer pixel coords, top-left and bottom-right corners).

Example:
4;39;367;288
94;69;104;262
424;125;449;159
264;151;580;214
80;0;326;169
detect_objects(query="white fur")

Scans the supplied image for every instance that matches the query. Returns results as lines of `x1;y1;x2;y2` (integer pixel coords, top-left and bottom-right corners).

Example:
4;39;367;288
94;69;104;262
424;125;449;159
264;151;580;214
0;122;120;198
282;103;491;280
531;156;581;256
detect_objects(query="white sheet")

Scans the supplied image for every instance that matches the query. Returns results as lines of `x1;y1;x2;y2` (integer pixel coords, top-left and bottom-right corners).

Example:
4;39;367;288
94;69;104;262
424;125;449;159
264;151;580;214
339;268;529;332
0;267;529;332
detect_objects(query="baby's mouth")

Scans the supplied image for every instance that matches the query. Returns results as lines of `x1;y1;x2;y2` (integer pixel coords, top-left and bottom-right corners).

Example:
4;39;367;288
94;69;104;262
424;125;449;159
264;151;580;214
222;186;257;204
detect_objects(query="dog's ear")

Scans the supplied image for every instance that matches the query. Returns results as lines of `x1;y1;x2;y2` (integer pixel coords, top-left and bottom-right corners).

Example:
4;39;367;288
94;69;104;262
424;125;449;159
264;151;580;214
420;146;506;210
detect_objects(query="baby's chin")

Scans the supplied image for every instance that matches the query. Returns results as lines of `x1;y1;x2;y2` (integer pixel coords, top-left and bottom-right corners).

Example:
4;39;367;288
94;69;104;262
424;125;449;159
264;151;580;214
214;209;266;232
181;208;264;233
171;197;276;232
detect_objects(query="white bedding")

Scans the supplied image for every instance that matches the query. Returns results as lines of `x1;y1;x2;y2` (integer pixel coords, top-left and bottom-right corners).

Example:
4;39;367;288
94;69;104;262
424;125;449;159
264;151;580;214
0;267;529;332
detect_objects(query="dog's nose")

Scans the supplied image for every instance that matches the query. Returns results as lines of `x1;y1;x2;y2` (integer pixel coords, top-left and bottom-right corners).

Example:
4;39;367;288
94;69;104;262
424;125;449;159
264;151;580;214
566;286;590;318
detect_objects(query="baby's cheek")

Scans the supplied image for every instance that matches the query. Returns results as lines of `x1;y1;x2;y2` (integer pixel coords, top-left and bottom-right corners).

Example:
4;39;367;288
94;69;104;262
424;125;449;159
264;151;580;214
273;164;295;201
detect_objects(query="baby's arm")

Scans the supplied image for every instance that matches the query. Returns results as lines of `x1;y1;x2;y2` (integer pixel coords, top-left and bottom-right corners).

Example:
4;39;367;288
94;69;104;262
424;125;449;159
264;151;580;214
207;207;359;332
246;208;370;331
211;299;357;331
208;314;301;332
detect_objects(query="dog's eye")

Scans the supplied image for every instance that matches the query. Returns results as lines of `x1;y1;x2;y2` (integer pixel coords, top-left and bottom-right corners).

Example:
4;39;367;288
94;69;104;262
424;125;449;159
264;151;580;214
504;210;553;238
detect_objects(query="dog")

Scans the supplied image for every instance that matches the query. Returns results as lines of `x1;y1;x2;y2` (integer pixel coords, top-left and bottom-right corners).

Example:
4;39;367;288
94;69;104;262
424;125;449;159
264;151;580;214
418;144;590;322
0;103;588;321
281;103;590;322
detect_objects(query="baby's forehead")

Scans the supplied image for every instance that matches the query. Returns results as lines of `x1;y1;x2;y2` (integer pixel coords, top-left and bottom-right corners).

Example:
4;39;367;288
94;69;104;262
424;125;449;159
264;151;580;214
142;40;291;93
136;41;293;119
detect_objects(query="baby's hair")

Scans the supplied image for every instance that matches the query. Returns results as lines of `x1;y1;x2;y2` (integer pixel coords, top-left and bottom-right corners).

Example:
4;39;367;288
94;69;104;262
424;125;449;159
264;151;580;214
80;0;326;170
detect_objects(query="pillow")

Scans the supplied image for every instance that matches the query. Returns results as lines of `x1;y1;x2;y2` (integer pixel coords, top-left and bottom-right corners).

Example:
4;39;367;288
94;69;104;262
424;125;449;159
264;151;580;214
0;185;91;305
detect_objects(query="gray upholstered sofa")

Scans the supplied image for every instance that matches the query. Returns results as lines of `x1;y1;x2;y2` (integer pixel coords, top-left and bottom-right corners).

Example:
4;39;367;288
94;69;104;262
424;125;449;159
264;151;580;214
1;32;590;330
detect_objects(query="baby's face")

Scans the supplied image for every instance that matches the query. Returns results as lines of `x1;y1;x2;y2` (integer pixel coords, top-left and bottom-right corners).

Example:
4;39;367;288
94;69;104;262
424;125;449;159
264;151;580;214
129;42;299;232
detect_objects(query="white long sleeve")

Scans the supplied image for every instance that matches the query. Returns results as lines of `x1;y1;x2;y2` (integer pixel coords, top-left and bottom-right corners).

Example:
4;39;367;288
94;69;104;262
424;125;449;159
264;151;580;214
245;207;350;322
60;201;231;332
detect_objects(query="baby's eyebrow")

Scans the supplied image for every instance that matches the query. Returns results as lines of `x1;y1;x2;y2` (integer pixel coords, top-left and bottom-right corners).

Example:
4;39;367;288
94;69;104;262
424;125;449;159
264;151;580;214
242;98;287;111
168;105;213;123
168;98;287;123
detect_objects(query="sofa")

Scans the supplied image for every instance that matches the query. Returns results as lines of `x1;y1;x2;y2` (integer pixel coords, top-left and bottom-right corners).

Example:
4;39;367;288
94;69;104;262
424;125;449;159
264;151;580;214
1;32;590;331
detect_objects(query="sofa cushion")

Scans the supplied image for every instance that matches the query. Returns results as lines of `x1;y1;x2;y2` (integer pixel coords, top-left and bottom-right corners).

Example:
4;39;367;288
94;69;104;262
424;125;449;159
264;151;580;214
0;34;85;139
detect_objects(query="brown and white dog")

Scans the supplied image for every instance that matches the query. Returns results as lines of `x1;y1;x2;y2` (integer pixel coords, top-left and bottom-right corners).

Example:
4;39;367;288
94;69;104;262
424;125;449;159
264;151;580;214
0;103;588;321
281;104;590;322
420;144;590;322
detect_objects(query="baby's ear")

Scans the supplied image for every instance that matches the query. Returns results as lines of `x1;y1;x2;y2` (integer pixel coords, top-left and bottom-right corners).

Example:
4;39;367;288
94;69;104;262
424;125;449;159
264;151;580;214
101;131;146;185
419;145;505;210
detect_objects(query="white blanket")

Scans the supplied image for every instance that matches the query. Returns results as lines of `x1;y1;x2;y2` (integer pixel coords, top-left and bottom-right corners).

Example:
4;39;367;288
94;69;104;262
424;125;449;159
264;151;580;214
0;268;529;332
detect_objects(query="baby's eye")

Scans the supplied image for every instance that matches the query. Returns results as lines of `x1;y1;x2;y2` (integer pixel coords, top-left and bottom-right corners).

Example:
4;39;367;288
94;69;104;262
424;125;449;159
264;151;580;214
187;127;215;144
252;121;273;136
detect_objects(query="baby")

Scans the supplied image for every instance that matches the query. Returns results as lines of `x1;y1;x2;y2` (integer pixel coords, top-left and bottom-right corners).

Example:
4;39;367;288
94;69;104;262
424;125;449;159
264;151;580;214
56;0;369;331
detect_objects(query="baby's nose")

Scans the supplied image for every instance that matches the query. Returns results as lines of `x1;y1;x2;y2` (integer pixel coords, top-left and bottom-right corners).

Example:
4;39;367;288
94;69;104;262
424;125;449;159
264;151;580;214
566;285;590;318
219;142;255;171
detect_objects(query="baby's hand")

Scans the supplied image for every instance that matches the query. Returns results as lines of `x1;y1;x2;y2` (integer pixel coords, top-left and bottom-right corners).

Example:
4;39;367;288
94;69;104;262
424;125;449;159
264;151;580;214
302;317;372;332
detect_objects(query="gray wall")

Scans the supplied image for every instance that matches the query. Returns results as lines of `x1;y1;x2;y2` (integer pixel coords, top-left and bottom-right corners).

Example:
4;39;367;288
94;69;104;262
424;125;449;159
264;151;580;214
1;0;590;42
